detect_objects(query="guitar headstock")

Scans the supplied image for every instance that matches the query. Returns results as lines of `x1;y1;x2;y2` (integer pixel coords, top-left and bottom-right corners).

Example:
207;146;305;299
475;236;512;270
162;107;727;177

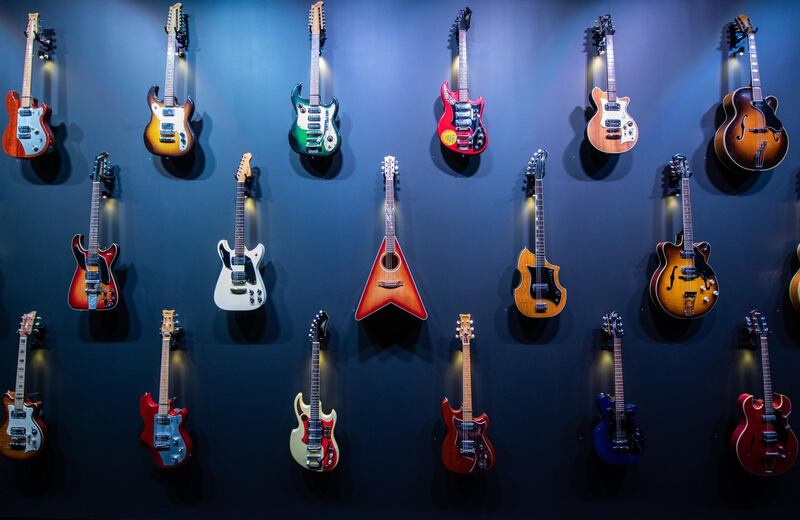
382;155;397;184
90;151;114;183
452;7;472;39
235;153;253;184
745;309;769;338
735;14;756;36
309;310;329;343
160;309;181;342
26;13;41;40
166;3;185;36
455;314;475;344
667;154;692;183
601;311;624;340
524;149;548;197
309;1;326;37
592;14;614;54
18;311;43;339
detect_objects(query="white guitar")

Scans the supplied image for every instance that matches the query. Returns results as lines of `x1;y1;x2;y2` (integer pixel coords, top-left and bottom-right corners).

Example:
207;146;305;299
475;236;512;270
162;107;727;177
213;153;267;311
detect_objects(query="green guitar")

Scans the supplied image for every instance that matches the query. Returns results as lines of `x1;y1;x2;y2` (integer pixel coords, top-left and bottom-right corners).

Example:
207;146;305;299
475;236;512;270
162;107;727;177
290;1;340;157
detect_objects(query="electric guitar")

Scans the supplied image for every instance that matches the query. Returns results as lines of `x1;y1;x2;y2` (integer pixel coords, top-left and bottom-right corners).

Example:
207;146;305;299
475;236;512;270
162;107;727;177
437;7;487;155
2;12;54;159
144;3;195;157
441;314;495;474
732;310;797;476
290;1;340;157
213;153;267;311
714;15;788;172
649;155;718;319
587;14;638;154
594;311;643;465
513;150;566;318
0;312;45;460
139;310;192;469
290;311;339;472
355;156;427;321
68;152;119;311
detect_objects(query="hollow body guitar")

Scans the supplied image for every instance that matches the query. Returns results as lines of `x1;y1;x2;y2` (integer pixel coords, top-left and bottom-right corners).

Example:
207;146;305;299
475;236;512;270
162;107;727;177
514;150;566;318
789;244;800;313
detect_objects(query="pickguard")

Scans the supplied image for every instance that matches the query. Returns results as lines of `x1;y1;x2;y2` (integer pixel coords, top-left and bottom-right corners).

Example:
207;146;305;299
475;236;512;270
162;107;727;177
218;244;257;284
525;265;562;304
15;107;48;155
150;104;190;151
214;242;267;310
152;413;188;467
452;417;492;471
5;404;42;453
751;100;784;134
441;87;486;153
597;96;636;143
294;102;339;153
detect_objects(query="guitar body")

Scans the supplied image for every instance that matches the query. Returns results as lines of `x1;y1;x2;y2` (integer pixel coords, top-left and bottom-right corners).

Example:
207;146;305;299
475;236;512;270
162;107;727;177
68;234;120;311
289;392;339;472
355;238;427;321
214;240;266;311
138;392;191;469
2;90;53;159
144;86;195;157
714;87;788;171
731;392;798;476
790;244;800;313
587;87;638;154
649;237;718;319
441;398;495;474
0;391;45;460
438;81;487;155
290;84;340;157
593;393;643;465
513;247;566;318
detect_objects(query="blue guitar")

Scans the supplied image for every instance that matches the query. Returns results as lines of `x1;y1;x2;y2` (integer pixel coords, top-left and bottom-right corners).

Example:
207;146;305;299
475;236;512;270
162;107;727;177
593;312;643;465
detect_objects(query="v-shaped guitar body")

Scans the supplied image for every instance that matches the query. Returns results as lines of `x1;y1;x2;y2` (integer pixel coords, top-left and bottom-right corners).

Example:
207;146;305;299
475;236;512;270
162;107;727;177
355;238;427;321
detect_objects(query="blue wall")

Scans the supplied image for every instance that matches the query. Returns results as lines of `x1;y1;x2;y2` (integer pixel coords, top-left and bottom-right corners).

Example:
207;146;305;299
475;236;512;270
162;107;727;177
1;0;799;517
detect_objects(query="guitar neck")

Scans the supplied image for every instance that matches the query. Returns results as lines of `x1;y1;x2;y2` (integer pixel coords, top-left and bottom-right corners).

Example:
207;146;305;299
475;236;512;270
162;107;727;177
164;34;177;107
234;181;246;256
310;340;320;422
461;339;473;422
157;336;171;415
87;181;101;254
457;30;469;102
680;177;694;252
13;335;29;411
747;33;763;102
534;177;546;265
309;33;321;106
760;336;774;415
385;177;396;253
612;337;625;431
604;34;617;103
21;29;35;108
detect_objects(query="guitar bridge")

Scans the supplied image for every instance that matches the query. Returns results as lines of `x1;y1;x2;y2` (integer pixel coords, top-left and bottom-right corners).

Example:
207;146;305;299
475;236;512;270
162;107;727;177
378;280;403;289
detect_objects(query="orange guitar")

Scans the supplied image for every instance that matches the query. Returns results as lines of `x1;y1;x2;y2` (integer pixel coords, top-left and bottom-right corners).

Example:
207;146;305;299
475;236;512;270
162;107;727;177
355;156;427;321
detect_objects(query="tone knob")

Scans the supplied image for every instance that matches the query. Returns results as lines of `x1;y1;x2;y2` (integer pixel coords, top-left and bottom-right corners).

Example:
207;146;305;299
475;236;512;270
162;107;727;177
703;297;709;303
249;297;255;304
712;291;719;296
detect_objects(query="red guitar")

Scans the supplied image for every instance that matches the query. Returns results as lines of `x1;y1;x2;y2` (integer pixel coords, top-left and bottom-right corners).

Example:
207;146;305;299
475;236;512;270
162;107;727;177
355;156;427;321
139;310;192;469
68;152;119;311
441;314;495;474
437;7;487;155
731;310;797;476
2;13;54;159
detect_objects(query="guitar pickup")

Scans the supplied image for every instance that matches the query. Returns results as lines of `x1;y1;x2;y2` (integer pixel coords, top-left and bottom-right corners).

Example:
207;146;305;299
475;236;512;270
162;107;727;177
162;109;175;117
604;119;622;128
455;118;472;126
378;280;404;289
604;103;621;111
455;110;472;118
161;123;175;130
18;109;32;117
18;126;31;133
307;123;321;130
159;138;176;143
17;134;31;140
308;115;321;122
308;107;321;114
762;414;777;424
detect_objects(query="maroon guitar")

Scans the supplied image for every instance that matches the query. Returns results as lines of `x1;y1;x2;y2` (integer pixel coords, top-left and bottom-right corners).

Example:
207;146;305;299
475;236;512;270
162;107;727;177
68;152;119;311
441;314;495;474
139;310;192;469
731;310;797;476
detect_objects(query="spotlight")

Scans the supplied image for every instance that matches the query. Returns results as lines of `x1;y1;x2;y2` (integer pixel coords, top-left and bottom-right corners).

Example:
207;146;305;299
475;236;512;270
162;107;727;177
37;50;50;60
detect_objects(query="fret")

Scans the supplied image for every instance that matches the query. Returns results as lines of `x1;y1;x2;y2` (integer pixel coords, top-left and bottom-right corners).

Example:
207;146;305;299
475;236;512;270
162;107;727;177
605;34;617;103
87;181;101;254
157;337;171;415
309;33;321;106
747;34;763;102
385;176;396;254
13;336;28;411
681;178;694;252
760;336;774;415
461;338;473;422
534;178;546;266
21;29;35;108
164;34;177;108
234;181;246;256
612;337;625;438
310;340;320;422
457;29;469;102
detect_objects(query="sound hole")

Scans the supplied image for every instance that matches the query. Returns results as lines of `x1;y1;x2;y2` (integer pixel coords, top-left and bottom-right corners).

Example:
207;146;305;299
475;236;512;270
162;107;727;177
381;252;400;271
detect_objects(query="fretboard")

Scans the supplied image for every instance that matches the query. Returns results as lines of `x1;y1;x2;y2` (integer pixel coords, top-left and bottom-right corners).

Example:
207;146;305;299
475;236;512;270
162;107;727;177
680;177;694;253
157;337;171;415
234;181;246;256
760;336;774;415
310;340;320;423
747;33;763;102
534;178;546;265
309;33;321;106
605;34;617;103
461;339;473;422
87;181;101;254
13;336;29;411
164;34;177;108
385;177;396;254
21;29;35;108
612;337;625;436
457;29;469;102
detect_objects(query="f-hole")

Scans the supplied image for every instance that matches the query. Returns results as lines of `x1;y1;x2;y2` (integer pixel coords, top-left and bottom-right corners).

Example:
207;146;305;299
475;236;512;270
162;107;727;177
380;252;401;272
736;115;748;141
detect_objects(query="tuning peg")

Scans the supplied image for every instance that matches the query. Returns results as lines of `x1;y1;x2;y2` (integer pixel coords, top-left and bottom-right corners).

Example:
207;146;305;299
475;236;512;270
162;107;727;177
455;334;459;339
469;320;473;324
470;334;475;339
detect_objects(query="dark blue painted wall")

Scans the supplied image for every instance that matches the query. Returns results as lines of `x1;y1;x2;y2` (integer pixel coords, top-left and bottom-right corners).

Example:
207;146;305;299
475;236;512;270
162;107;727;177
0;0;799;518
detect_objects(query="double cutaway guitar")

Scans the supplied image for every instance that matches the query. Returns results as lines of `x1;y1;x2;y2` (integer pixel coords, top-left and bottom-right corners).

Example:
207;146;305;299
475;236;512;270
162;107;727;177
594;312;643;465
68;152;119;311
438;7;487;155
732;310;797;476
649;155;718;319
587;14;638;154
290;1;340;157
144;3;195;157
2;12;54;159
139;310;192;469
290;311;339;472
514;150;566;318
442;314;495;474
355;156;427;321
0;312;45;460
714;15;787;172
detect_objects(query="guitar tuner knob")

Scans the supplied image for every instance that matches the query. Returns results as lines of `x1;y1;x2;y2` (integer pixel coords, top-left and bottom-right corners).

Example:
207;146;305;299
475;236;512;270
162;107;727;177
713;291;719;296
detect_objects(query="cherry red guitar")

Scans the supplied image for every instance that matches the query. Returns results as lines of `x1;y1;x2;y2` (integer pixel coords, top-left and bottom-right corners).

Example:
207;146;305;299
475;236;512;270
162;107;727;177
437;7;487;155
731;310;797;476
441;314;495;474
